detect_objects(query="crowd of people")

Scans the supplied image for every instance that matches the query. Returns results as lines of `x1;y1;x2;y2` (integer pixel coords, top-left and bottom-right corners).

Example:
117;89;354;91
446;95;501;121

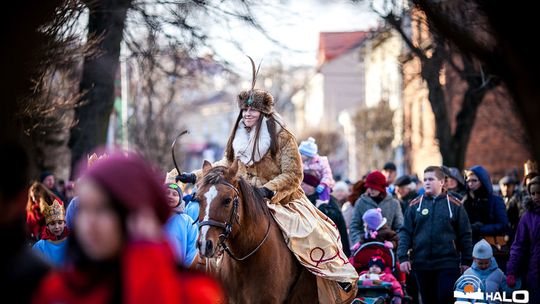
2;77;539;303
7;138;539;303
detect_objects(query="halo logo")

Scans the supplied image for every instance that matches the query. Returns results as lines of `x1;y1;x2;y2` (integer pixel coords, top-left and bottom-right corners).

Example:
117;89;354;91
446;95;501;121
454;275;529;303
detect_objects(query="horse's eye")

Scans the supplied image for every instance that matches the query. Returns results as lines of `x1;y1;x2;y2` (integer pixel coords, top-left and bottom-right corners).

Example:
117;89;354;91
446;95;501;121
223;198;232;205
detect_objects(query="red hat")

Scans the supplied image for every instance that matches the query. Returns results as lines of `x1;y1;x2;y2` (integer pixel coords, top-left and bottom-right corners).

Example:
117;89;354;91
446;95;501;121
83;151;170;224
365;171;387;193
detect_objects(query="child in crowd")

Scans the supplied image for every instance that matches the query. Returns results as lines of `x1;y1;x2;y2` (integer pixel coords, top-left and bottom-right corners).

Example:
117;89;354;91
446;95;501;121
298;137;335;202
455;239;517;303
358;255;403;304
164;183;199;268
32;197;68;267
352;208;399;252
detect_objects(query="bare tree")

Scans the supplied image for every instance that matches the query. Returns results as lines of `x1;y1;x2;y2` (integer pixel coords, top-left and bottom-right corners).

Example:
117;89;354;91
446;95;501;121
68;0;271;175
353;0;500;169
2;0;99;177
127;32;238;169
354;100;395;173
412;0;540;166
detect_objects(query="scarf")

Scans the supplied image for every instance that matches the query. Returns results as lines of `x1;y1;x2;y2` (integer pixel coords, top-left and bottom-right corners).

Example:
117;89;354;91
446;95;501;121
233;117;272;166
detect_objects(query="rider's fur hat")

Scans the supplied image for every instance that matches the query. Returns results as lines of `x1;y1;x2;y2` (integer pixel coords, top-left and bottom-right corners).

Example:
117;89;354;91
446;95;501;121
236;56;275;115
237;89;275;114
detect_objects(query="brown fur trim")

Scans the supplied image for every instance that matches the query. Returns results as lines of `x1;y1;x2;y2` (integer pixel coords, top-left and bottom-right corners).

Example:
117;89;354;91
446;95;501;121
409;196;422;206
448;194;462;206
237;89;274;114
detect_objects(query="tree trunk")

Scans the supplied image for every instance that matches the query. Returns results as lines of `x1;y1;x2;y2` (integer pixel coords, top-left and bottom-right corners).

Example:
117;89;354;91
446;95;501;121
69;0;131;175
421;49;492;170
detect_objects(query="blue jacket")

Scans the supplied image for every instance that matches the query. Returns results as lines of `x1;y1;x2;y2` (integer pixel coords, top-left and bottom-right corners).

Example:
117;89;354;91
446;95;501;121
463;166;508;240
456;258;517;303
164;213;199;267
32;238;68;267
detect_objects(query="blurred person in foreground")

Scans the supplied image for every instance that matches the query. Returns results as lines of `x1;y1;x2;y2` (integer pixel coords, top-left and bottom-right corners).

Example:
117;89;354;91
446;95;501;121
0;142;50;303
33;151;224;304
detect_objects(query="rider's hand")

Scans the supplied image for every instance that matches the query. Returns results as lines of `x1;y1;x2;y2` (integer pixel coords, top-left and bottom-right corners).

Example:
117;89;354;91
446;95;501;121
400;261;411;274
259;187;276;199
176;172;196;184
316;184;325;194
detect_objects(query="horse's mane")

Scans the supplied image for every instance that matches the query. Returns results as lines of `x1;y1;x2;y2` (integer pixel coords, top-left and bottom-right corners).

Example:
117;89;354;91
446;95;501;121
199;166;270;219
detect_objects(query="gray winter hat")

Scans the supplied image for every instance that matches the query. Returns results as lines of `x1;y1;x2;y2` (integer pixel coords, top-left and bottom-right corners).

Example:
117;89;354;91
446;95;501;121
472;239;493;259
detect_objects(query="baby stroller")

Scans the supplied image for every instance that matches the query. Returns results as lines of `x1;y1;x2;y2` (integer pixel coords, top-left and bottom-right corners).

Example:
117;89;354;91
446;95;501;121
349;242;411;304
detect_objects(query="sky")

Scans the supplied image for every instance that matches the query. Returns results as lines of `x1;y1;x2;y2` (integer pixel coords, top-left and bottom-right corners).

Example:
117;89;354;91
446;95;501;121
206;0;380;72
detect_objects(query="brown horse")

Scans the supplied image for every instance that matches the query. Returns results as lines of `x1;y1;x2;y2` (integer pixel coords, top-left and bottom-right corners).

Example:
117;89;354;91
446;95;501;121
195;160;318;303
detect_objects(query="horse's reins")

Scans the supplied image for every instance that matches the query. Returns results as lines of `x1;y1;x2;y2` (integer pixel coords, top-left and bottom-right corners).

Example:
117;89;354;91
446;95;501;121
198;180;271;261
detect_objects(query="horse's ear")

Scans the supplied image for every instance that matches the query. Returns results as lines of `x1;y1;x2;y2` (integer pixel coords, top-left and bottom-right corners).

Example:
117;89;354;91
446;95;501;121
227;158;239;180
202;160;212;175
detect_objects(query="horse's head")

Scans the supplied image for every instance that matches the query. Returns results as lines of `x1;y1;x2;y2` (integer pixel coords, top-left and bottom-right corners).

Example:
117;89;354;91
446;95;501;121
195;159;241;258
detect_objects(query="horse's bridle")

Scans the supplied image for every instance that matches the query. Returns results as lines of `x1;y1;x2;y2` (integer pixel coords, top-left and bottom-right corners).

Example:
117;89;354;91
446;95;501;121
198;180;271;261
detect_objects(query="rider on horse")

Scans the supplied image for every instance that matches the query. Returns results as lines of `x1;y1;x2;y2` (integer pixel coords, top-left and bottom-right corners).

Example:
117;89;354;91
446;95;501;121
177;60;358;303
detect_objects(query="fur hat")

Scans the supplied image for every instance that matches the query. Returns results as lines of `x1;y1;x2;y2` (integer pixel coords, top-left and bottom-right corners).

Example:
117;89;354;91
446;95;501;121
365;171;387;193
472;239;493;259
237;89;275;115
368;255;386;270
299;137;318;157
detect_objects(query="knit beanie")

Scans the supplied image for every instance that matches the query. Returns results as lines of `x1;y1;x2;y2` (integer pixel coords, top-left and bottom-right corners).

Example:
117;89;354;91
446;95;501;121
472;239;493;259
362;208;387;239
299;137;318;157
365;171;387;193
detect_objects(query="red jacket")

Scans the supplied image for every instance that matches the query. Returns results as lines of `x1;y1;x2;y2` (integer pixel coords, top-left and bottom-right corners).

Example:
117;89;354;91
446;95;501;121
358;270;403;297
33;241;224;304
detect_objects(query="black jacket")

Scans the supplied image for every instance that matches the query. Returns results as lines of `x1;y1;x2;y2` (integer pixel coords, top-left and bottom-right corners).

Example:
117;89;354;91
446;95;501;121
397;193;473;270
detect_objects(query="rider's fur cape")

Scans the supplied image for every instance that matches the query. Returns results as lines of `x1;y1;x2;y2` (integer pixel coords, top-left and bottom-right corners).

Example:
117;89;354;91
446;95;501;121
195;127;303;206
